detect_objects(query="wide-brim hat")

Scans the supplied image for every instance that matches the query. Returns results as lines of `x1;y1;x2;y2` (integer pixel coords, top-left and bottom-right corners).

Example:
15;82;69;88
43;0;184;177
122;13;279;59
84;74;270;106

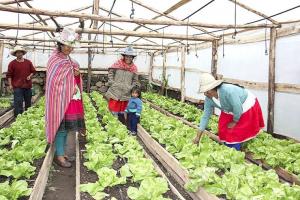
198;73;223;93
54;28;80;48
10;45;27;56
121;46;137;57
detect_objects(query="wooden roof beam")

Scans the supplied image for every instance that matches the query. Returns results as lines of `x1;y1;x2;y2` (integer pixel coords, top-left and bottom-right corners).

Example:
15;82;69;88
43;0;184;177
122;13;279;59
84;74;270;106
128;0;219;39
227;0;280;25
4;42;165;50
99;6;160;45
23;1;56;37
163;0;191;15
0;22;214;41
0;35;180;47
125;0;190;43
0;0;31;5
0;4;278;29
27;5;93;25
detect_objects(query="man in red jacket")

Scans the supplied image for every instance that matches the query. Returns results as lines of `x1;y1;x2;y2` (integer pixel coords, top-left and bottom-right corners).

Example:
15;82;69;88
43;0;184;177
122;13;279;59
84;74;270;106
6;46;36;116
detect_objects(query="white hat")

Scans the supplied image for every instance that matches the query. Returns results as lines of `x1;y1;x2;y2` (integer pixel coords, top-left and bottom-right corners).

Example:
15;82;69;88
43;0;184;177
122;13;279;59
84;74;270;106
198;73;223;93
121;46;137;57
10;45;27;56
54;28;79;47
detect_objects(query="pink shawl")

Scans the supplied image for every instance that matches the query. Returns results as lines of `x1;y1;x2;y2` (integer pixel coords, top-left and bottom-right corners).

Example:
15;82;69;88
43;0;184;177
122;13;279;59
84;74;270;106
45;49;82;143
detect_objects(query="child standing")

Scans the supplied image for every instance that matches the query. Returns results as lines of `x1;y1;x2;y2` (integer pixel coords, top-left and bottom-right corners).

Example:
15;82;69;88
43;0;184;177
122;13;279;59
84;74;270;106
125;87;142;135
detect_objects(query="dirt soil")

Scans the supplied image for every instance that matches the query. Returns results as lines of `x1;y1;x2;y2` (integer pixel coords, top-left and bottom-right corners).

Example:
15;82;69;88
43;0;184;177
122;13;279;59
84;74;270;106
42;133;76;200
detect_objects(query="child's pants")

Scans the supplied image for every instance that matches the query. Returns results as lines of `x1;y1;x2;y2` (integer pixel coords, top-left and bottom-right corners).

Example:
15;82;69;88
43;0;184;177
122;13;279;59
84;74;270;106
55;130;67;156
127;112;140;133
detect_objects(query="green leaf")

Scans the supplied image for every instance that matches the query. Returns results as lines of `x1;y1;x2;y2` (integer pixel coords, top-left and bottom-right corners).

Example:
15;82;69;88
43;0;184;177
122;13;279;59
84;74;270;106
120;164;132;178
92;192;109;200
80;182;104;196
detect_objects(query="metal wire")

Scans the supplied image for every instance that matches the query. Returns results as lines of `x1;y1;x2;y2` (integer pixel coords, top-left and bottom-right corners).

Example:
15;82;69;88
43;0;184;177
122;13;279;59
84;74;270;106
264;20;268;55
222;31;225;58
186;17;190;55
130;1;135;19
15;0;20;45
232;0;237;39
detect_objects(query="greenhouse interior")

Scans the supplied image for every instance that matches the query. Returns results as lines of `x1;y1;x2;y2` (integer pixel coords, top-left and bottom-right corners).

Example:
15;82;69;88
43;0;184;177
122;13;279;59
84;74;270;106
0;0;300;199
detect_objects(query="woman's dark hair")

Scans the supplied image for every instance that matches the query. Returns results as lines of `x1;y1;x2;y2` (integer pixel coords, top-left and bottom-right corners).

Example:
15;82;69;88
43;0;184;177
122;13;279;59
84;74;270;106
57;42;64;52
131;86;141;98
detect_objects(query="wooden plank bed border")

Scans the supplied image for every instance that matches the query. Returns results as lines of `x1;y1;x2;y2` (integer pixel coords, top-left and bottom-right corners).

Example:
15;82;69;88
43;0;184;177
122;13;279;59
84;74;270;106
29;144;55;200
143;99;300;186
137;124;219;200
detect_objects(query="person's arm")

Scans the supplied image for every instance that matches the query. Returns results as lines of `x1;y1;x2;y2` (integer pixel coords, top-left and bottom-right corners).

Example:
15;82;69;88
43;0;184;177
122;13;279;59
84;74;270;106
27;60;36;80
131;73;140;88
199;98;214;131
193;98;214;144
227;92;243;128
125;99;131;113
136;99;142;117
107;69;115;86
7;62;14;90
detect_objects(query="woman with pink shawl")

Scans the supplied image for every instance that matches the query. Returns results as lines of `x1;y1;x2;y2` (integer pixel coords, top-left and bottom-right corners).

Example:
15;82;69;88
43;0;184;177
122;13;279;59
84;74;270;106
45;28;85;168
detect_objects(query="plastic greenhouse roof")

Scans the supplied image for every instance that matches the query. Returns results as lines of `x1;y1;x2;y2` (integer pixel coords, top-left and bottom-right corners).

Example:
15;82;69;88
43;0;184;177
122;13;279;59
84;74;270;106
0;0;299;49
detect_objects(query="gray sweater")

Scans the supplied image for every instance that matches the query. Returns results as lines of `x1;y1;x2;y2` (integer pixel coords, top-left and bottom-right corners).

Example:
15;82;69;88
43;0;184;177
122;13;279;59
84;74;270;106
105;69;139;101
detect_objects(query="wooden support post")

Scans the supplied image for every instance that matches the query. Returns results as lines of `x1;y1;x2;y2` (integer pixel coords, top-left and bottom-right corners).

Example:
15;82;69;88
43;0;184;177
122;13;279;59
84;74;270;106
87;34;92;93
180;45;186;102
149;53;154;83
0;40;3;95
267;27;277;133
92;0;99;29
211;40;218;78
161;50;167;95
75;132;81;200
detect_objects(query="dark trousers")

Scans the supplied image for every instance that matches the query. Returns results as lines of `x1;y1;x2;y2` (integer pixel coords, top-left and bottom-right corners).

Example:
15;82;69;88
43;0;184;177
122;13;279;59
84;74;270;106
127;112;140;133
13;88;32;117
225;143;242;151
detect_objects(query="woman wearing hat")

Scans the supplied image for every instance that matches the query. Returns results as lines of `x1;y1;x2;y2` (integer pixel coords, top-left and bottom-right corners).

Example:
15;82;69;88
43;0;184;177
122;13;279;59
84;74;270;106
193;73;264;150
7;46;36;116
45;28;85;167
105;46;140;123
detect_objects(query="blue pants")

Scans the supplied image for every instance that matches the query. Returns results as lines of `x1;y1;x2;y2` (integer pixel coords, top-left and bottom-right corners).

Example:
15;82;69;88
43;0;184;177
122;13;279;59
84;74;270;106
55;131;67;156
13;88;32;117
225;143;242;151
127;112;140;133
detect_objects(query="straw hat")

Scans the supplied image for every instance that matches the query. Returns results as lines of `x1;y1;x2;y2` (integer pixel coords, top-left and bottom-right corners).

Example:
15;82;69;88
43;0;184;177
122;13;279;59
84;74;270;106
121;46;137;57
198;73;223;93
54;28;79;47
10;45;27;56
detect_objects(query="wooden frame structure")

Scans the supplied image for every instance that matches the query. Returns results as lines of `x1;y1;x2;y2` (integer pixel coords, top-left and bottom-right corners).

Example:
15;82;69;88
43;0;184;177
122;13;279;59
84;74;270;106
0;0;299;134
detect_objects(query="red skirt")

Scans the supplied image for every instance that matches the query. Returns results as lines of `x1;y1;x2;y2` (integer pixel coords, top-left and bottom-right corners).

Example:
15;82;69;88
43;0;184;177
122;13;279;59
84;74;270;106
218;98;264;144
108;99;128;113
65;99;85;120
57;99;85;132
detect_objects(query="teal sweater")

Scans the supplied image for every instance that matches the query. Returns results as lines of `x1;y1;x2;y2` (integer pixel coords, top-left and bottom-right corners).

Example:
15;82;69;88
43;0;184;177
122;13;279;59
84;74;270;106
199;83;248;131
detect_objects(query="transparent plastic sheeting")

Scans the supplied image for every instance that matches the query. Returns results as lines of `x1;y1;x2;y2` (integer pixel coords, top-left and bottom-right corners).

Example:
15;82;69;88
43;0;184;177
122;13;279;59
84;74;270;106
151;34;300;140
2;48;150;74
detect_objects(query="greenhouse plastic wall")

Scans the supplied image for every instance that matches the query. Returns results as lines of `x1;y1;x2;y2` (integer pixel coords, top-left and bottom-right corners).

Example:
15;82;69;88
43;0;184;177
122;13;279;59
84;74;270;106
152;34;300;140
2;49;150;74
1;34;299;139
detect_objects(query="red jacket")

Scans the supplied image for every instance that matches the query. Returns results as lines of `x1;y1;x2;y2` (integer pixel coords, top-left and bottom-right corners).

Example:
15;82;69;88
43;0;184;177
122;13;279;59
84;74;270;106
6;59;36;89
